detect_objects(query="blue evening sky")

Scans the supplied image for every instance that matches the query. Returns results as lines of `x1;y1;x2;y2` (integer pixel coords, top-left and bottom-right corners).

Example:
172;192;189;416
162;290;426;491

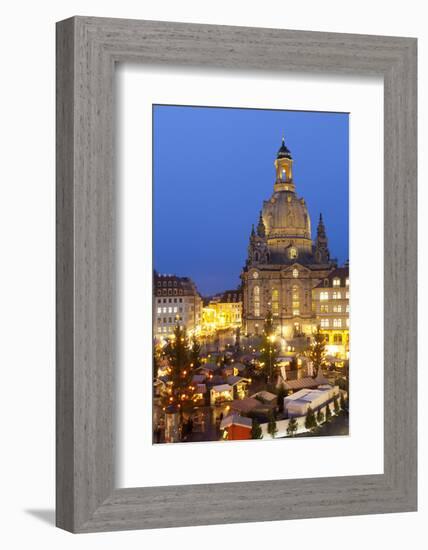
153;105;349;296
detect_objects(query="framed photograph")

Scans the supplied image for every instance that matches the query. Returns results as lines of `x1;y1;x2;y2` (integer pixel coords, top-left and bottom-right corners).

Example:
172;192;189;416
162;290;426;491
56;17;417;532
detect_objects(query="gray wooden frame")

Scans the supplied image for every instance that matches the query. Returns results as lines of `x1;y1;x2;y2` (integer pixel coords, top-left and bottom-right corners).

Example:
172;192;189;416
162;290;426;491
56;16;417;533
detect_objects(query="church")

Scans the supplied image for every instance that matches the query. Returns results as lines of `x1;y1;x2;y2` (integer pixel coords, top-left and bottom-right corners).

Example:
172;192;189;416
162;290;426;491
241;138;338;339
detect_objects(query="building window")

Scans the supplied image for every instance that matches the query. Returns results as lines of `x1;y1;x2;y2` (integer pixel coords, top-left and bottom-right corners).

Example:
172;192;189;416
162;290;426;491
346;304;350;313
333;304;342;313
346;318;350;328
320;304;328;313
320;291;329;301
332;291;342;300
321;319;329;328
346;291;349;299
292;286;300;316
272;289;279;316
292;268;299;278
253;286;260;317
346;278;349;286
333;278;340;287
333;318;342;328
334;333;343;344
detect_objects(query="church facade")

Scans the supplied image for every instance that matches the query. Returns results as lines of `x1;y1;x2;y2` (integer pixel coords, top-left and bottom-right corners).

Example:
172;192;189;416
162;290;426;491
241;138;338;339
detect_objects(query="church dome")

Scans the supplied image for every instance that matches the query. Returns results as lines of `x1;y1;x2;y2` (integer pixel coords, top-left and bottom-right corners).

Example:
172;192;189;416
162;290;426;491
262;192;311;240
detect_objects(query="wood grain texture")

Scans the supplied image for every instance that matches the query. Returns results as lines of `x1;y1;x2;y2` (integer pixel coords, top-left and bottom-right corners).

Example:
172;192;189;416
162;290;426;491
56;16;417;533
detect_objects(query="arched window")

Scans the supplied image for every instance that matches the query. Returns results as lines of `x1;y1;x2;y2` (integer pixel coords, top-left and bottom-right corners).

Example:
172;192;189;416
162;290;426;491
253;286;260;317
281;168;287;182
272;289;279;316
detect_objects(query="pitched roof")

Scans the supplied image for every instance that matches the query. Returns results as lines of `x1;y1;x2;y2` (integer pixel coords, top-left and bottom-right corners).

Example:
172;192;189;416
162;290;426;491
211;384;233;392
250;390;277;403
315;266;349;289
192;374;206;384
220;414;252;430
230;397;264;414
153;272;200;296
227;376;250;386
283;373;329;391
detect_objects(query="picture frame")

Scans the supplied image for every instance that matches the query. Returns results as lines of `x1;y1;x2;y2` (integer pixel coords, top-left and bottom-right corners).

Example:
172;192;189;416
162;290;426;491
56;16;417;533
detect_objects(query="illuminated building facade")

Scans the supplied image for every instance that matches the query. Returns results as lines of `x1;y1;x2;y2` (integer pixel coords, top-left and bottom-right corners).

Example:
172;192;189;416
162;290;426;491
202;289;242;333
312;266;349;358
153;273;202;340
241;138;338;338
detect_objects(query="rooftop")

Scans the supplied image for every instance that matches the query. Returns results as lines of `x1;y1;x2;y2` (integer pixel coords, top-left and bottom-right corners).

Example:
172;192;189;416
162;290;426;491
315;266;349;289
277;137;292;160
283;373;329;391
220;414;252;430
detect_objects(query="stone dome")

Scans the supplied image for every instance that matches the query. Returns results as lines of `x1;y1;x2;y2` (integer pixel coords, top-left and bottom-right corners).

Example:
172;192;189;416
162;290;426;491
262;191;311;240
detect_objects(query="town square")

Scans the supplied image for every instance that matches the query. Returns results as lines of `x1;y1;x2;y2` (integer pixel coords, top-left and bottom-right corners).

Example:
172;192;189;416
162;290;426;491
152;110;349;444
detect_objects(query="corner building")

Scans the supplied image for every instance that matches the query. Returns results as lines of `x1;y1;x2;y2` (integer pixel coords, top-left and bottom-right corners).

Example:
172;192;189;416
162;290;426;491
153;272;202;339
241;138;338;339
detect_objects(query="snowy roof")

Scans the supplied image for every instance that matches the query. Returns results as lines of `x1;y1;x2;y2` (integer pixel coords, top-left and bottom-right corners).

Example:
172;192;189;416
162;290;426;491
284;387;332;404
